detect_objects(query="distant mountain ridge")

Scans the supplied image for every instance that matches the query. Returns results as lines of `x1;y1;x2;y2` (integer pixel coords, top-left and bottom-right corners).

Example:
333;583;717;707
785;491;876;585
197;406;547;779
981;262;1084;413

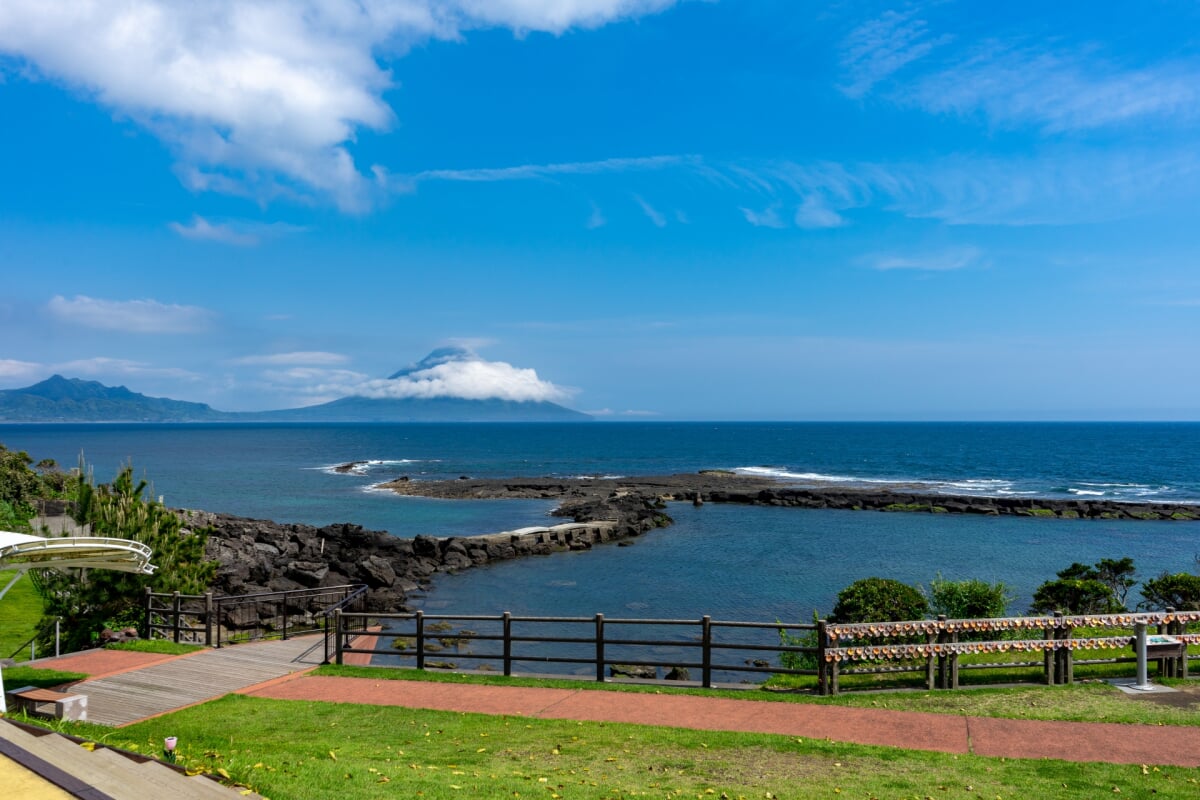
0;373;590;423
0;375;228;422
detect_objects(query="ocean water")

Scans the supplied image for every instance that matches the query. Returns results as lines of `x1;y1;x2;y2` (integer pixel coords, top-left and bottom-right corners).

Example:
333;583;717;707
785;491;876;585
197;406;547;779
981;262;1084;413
2;421;1198;619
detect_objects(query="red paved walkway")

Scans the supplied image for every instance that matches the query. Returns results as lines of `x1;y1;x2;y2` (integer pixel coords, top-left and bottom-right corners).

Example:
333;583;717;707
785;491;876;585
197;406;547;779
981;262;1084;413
23;645;1200;768
244;674;1200;767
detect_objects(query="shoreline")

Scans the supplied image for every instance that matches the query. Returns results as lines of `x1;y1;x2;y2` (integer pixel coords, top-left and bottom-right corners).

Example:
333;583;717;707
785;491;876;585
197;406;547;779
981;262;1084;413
187;471;1200;624
374;471;1200;522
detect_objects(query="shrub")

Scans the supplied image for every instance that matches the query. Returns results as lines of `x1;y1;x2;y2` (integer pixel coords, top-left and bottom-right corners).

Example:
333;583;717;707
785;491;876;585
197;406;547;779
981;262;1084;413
925;575;1012;620
1140;573;1200;611
1029;578;1121;615
830;577;927;623
778;611;820;671
1029;558;1135;615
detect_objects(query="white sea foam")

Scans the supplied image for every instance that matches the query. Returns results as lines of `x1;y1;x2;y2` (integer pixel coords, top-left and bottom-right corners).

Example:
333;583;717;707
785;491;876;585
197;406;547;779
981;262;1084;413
314;458;420;476
734;466;893;484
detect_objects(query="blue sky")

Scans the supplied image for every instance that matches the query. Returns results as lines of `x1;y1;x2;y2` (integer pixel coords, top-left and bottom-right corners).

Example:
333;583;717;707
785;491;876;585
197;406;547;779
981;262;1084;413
1;1;1198;420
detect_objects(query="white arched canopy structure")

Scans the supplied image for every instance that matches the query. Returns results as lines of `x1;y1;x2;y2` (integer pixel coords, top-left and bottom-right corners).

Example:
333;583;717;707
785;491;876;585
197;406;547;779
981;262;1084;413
1;530;156;713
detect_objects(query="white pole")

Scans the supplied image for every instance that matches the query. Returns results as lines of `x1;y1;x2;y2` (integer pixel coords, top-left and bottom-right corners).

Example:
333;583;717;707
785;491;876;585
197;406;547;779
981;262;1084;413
1135;621;1149;689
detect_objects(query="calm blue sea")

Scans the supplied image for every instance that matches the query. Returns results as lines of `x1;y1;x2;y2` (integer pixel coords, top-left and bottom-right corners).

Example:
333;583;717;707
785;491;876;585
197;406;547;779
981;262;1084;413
3;422;1198;619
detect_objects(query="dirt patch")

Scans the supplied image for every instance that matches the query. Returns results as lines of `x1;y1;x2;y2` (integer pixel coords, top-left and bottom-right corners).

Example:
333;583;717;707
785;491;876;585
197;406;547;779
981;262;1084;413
1137;683;1200;709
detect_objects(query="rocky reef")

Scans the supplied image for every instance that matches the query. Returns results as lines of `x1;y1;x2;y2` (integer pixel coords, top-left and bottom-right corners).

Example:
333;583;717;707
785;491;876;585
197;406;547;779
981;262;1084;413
185;471;1200;619
181;494;666;614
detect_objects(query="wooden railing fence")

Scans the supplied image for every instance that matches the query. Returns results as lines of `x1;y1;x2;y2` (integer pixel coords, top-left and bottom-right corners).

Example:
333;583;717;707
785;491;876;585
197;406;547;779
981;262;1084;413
334;611;820;687
333;609;1198;694
145;584;366;648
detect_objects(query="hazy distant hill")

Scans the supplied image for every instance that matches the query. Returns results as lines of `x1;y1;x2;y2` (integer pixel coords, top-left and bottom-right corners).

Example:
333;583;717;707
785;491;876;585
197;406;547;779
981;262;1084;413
0;373;590;423
0;375;229;422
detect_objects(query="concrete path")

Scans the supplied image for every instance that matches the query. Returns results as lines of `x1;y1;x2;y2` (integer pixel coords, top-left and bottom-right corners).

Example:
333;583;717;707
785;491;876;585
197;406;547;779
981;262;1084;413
20;638;1200;767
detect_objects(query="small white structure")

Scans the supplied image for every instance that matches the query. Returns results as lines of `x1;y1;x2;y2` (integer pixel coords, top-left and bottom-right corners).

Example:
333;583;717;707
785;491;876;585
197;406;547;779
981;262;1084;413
0;529;156;713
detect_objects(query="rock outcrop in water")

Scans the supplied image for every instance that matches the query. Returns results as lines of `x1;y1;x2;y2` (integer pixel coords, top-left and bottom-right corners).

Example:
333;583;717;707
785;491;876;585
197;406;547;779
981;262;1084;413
377;473;1200;521
181;497;665;613
183;472;1199;619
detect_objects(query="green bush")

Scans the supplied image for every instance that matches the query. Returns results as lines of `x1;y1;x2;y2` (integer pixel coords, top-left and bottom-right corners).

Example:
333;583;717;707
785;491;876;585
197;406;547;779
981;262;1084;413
1029;578;1121;615
1029;558;1134;615
925;575;1012;620
777;611;820;671
1140;572;1200;611
830;577;927;623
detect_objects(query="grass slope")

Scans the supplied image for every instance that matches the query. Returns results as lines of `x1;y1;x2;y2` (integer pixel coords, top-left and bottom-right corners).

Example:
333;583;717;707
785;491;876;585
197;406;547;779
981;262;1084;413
0;570;43;661
33;694;1198;799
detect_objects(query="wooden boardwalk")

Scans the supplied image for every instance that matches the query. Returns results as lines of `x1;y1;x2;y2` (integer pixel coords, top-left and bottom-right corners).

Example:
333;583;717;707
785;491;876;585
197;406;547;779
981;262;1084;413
68;636;326;727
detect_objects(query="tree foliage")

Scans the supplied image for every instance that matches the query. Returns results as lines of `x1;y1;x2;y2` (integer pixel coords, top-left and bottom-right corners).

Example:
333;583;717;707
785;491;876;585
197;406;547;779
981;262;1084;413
1140;573;1200;611
830;577;928;623
33;465;217;652
1029;558;1133;615
0;443;68;530
925;575;1012;620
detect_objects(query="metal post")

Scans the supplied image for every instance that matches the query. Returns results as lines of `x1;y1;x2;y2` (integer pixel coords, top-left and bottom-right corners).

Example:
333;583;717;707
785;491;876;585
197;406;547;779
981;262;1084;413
55;619;60;658
1135;621;1149;689
936;615;948;689
925;626;936;691
204;593;214;647
172;591;181;643
701;616;712;689
502;612;512;677
334;610;344;665
595;613;605;683
816;620;828;696
415;611;425;671
1053;612;1065;685
144;587;153;639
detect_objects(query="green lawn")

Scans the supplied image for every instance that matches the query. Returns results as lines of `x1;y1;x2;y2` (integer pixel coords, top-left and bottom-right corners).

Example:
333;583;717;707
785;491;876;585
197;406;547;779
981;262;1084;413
0;569;43;661
29;694;1199;800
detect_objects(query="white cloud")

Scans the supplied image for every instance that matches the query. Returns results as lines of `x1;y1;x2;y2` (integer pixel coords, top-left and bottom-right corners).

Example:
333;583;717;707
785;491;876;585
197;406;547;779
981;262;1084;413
56;357;201;381
719;148;1200;227
246;347;573;404
451;0;680;35
232;351;350;366
46;295;214;334
410;155;692;185
838;9;950;99
633;194;667;227
169;215;257;246
0;1;683;211
905;44;1200;132
352;357;572;403
168;215;306;246
0;359;44;382
868;246;982;272
586;202;607;229
793;196;847;229
739;204;786;229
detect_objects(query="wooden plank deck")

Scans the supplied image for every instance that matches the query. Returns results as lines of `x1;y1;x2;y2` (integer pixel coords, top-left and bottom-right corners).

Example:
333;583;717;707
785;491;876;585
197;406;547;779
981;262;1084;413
72;636;326;727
